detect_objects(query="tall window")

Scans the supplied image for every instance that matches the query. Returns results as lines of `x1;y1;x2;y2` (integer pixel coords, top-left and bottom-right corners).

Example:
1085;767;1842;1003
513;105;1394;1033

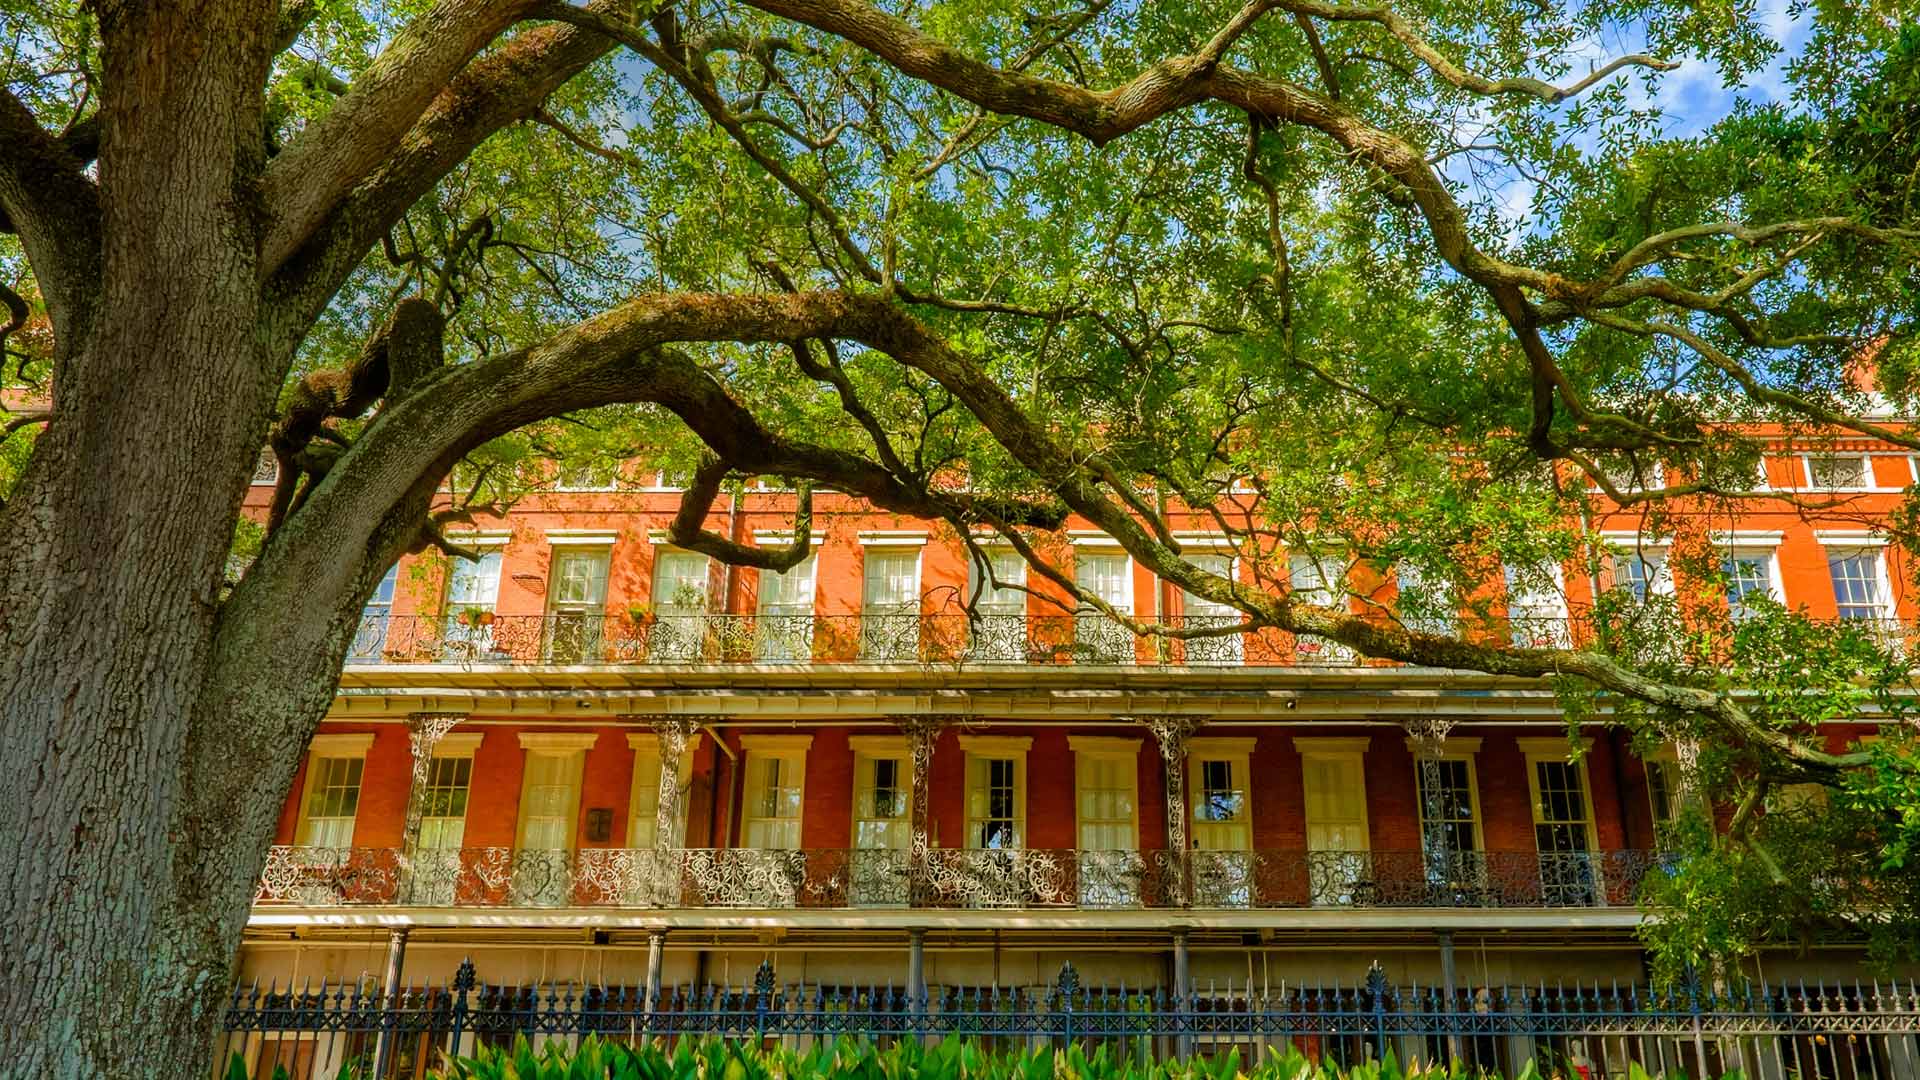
1415;757;1481;883
743;752;805;848
1646;757;1680;847
626;738;694;850
1073;550;1132;661
1181;553;1242;663
1188;739;1256;906
1523;740;1597;904
853;754;910;849
516;754;583;852
442;550;502;658
418;756;473;851
1504;561;1569;647
968;548;1028;661
1828;548;1890;621
546;546;610;661
1299;738;1371;904
1290;554;1353;662
1073;741;1139;906
1613;550;1669;602
967;758;1022;848
297;755;365;848
861;548;921;660
1395;563;1455;636
649;549;710;660
348;564;399;662
755;553;817;662
1722;550;1777;619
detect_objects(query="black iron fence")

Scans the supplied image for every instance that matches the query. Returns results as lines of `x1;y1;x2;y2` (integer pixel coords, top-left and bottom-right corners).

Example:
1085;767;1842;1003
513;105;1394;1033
221;960;1920;1080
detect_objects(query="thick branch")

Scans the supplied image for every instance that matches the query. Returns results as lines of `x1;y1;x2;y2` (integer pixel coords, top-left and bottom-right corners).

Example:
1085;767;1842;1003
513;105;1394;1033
666;456;817;570
0;88;101;336
261;0;540;274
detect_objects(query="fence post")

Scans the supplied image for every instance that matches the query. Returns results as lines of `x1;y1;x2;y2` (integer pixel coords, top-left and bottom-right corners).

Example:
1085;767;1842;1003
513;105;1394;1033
447;957;475;1065
1057;962;1078;1052
754;960;775;1042
372;927;410;1078
1367;962;1388;1066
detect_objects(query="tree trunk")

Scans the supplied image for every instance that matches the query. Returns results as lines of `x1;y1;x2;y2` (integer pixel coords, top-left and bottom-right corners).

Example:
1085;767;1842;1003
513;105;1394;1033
0;3;341;1075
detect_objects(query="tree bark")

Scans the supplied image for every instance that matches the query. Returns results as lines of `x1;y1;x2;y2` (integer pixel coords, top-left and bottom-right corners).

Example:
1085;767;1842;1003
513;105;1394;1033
0;2;350;1075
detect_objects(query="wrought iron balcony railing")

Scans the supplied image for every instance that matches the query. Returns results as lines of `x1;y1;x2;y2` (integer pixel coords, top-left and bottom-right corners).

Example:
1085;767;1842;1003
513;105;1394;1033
344;612;1447;668
254;846;1669;911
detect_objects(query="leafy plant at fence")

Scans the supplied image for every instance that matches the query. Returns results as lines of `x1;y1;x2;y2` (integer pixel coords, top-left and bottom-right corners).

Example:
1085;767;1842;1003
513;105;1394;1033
218;1034;1742;1080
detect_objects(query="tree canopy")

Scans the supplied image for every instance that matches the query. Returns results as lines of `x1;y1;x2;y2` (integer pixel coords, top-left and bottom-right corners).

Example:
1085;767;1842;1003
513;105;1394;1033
2;0;1920;1071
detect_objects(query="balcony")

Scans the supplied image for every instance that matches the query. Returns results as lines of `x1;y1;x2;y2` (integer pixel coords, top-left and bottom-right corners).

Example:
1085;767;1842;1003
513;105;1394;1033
342;612;1404;669
254;846;1667;910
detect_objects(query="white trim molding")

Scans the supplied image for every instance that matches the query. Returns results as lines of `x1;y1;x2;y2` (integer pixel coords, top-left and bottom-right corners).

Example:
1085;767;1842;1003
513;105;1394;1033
1293;736;1371;755
1067;735;1143;754
517;731;599;752
1189;736;1259;755
447;530;512;546
847;735;911;754
544;529;620;545
738;733;815;752
1067;531;1124;548
1710;530;1784;548
1813;530;1891;548
752;530;827;547
309;733;375;756
857;530;929;547
957;734;1034;754
433;732;485;756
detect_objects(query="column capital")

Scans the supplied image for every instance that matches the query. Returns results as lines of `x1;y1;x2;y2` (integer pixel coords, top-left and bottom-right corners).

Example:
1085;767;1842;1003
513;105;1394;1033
1129;714;1206;759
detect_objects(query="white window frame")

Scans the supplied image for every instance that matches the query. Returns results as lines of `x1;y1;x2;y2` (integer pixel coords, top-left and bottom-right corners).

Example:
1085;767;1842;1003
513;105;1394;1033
1587;459;1664;493
552;460;622;492
1406;736;1485;855
1187;737;1256;850
1600;533;1673;601
1642;746;1682;838
848;735;913;850
1518;736;1599;854
625;731;700;849
514;732;596;852
1070;541;1135;613
1714;532;1786;613
1816;532;1895;620
739;734;811;849
1068;736;1142;851
1295;737;1372;852
967;544;1028;613
417;732;483;852
295;733;375;847
959;734;1031;849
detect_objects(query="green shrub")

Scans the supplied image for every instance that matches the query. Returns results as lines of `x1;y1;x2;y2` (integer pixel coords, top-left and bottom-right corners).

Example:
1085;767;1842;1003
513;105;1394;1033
227;1035;1737;1080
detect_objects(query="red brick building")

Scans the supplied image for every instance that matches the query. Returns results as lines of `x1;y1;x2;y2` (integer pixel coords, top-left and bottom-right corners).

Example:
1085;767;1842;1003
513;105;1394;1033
237;441;1916;1011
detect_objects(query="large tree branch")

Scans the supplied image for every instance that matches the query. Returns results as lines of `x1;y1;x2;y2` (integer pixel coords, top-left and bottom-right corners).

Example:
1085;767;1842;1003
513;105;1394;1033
264;10;618;354
260;0;542;274
0;88;101;338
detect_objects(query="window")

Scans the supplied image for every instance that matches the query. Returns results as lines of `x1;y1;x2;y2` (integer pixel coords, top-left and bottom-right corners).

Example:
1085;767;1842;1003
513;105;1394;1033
545;546;610;661
1073;550;1133;661
649;549;710;660
296;741;368;848
961;737;1030;849
513;733;593;904
1612;549;1670;602
554;461;619;491
441;549;503;658
740;737;809;849
755;552;817;661
347;564;399;662
1298;737;1371;904
1504;561;1569;647
626;735;697;851
1181;553;1242;663
1721;548;1779;619
1414;753;1482;887
853;753;910;849
861;547;922;660
1645;756;1681;843
1588;458;1662;493
410;732;480;904
967;548;1028;660
1828;548;1891;621
1804;453;1872;491
252;449;279;485
1522;739;1598;904
1187;737;1256;905
1394;563;1455;636
1072;738;1140;905
1290;554;1354;663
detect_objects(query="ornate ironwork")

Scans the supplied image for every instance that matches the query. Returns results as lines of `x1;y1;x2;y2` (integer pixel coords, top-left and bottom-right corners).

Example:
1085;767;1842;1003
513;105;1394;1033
255;846;1673;911
1135;714;1204;905
896;715;946;907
